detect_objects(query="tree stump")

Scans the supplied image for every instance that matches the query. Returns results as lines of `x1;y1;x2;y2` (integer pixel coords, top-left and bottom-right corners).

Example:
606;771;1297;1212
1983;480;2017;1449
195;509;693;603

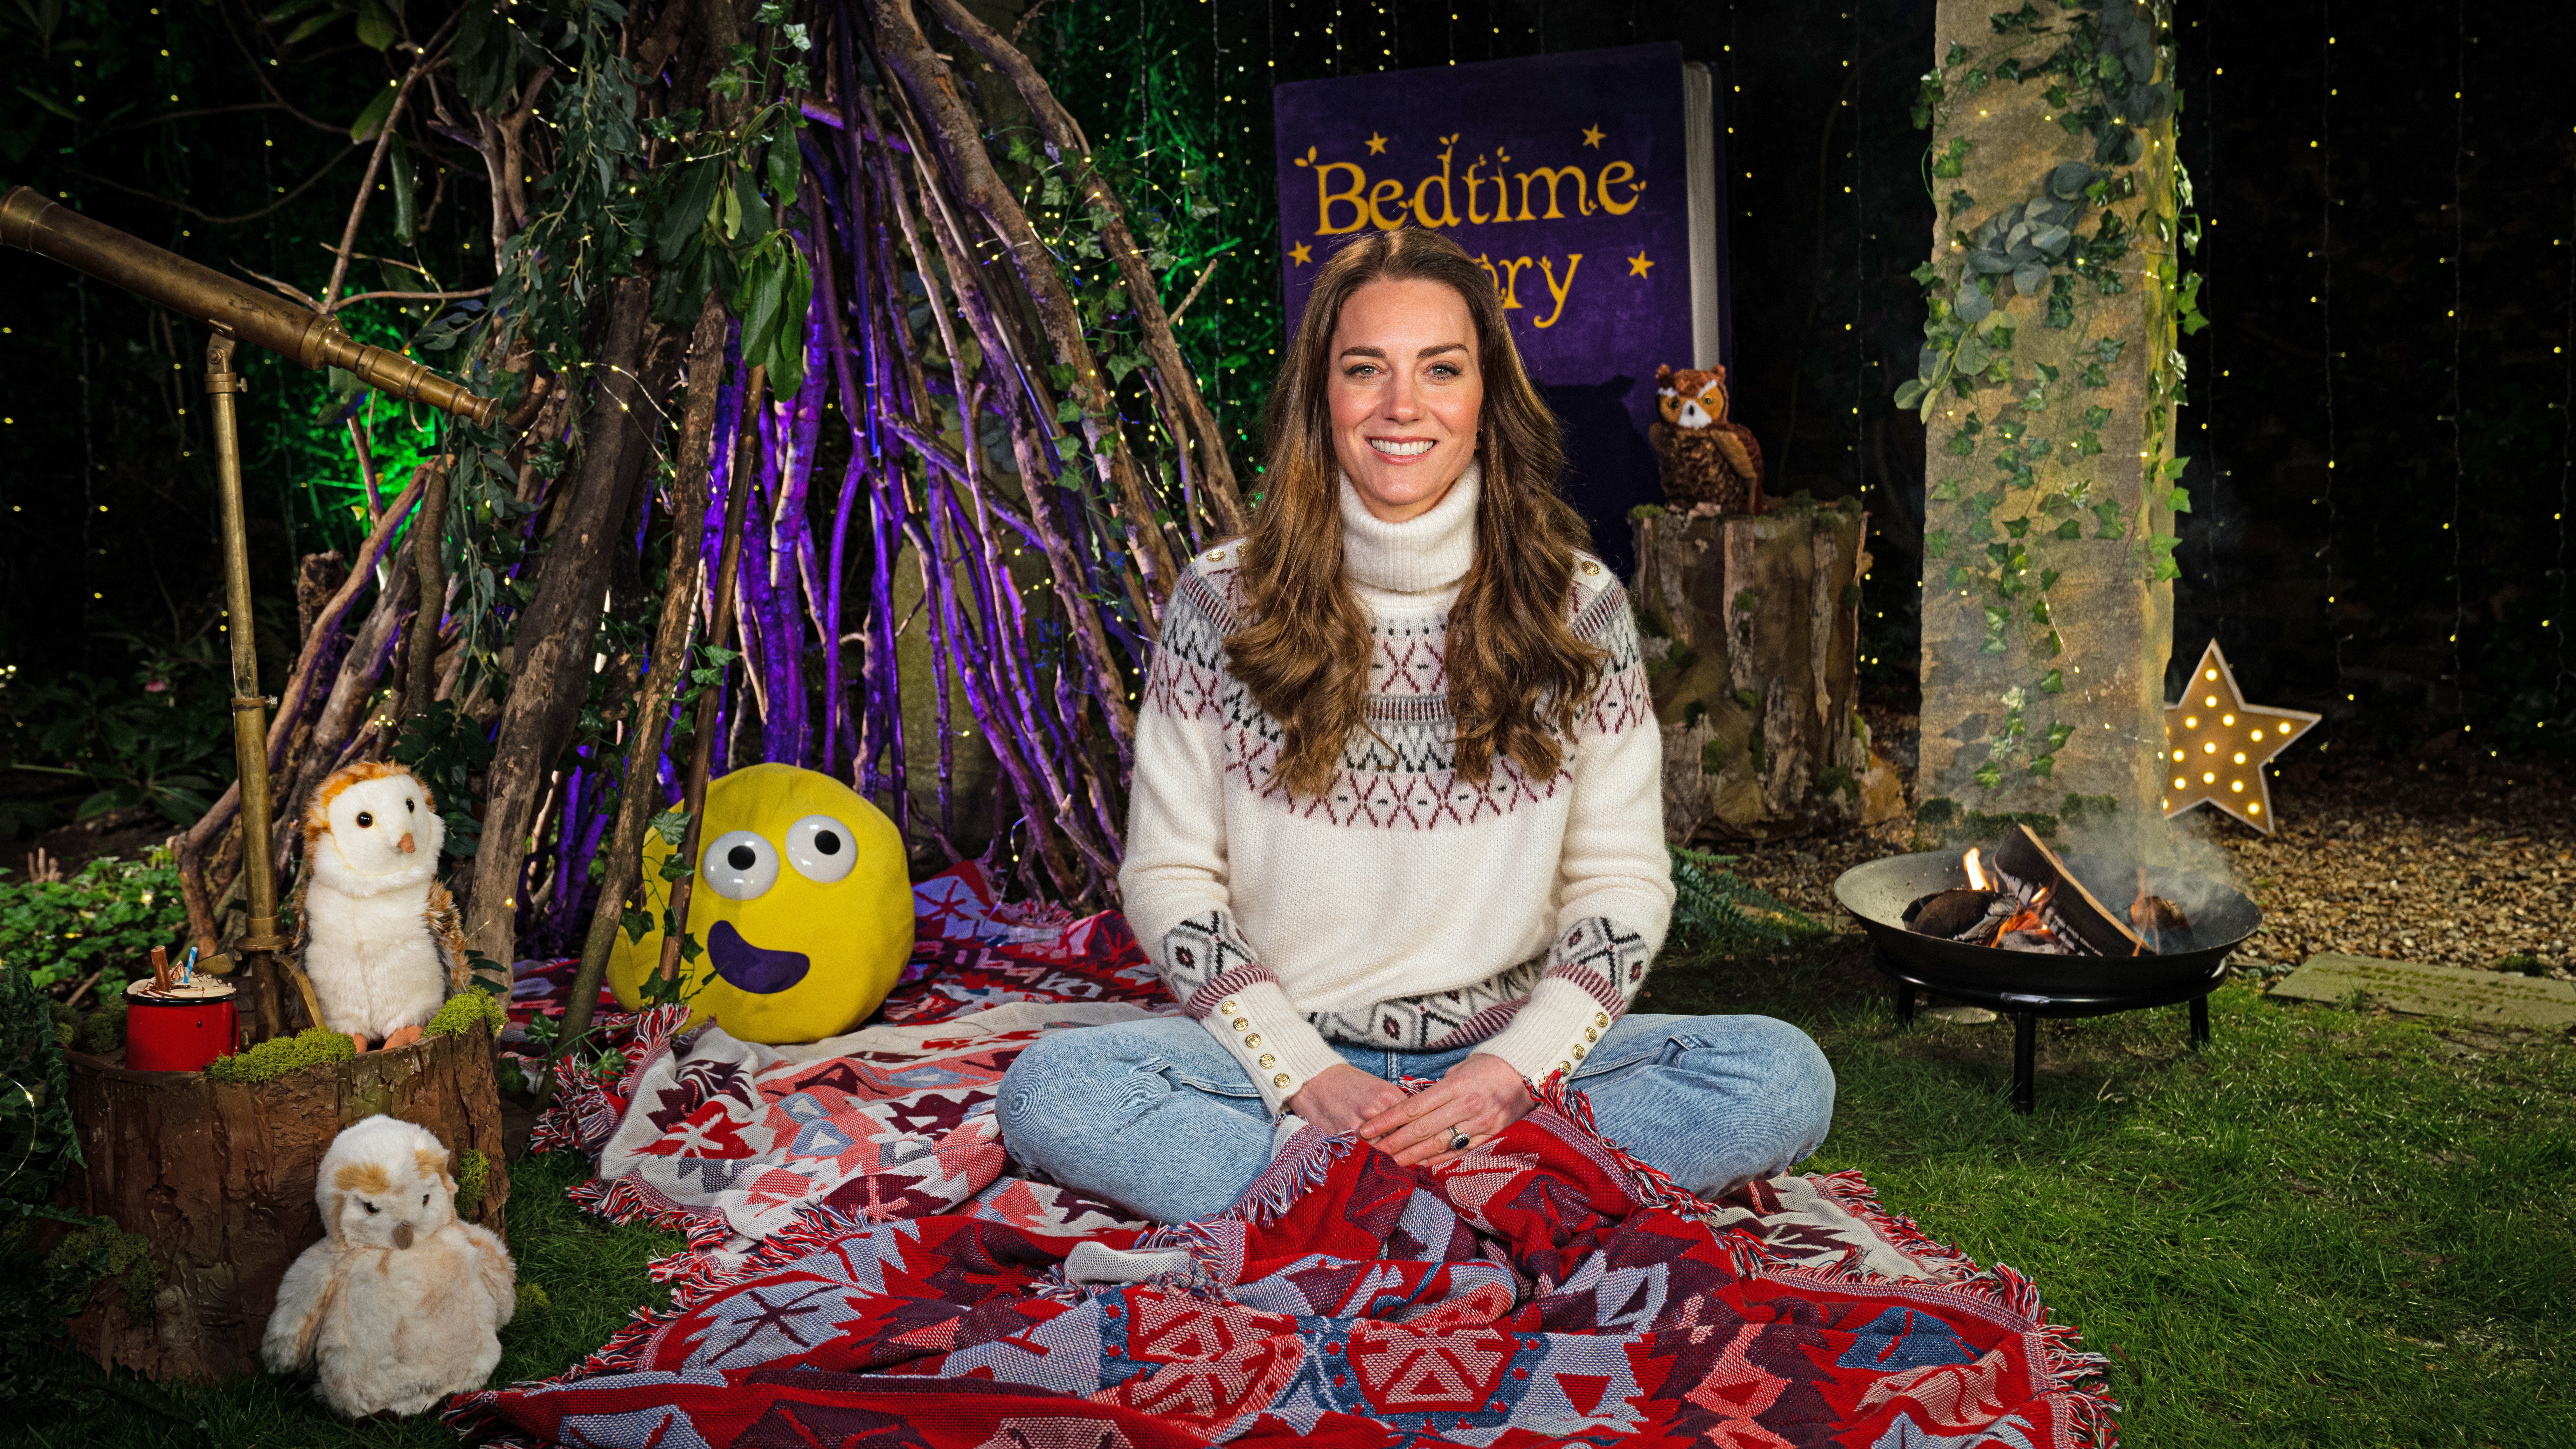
1631;499;1906;842
57;1021;510;1383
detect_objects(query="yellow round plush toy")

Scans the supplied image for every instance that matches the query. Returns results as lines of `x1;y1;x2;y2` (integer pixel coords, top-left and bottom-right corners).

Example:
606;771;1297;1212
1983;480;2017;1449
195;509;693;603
607;764;911;1044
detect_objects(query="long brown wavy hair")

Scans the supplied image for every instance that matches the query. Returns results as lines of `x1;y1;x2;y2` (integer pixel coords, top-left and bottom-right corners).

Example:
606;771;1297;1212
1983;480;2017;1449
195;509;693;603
1227;228;1604;800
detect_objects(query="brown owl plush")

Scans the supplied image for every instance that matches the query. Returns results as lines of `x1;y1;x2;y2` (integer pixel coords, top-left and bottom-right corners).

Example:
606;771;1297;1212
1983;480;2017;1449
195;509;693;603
1650;364;1765;515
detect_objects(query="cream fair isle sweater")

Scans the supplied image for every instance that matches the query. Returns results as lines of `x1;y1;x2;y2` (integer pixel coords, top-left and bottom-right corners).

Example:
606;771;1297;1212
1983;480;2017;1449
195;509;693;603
1119;465;1675;1115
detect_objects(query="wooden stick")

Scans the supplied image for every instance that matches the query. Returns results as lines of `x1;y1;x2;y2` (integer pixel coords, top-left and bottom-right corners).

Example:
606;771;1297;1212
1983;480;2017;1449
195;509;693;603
657;365;765;982
925;0;1249;541
559;290;731;1049
868;0;1178;608
319;28;455;315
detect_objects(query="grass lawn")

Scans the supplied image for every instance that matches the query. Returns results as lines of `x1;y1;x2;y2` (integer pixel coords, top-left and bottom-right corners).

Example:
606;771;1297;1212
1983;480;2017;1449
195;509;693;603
14;934;2573;1447
1643;935;2576;1447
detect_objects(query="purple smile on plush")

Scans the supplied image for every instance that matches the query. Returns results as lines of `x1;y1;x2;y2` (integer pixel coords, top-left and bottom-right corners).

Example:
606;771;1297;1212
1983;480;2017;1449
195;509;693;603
706;920;812;994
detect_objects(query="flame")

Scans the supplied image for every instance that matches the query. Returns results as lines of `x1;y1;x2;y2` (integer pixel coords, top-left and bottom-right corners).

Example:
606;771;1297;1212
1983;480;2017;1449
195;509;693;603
2031;884;2050;908
1963;847;1989;891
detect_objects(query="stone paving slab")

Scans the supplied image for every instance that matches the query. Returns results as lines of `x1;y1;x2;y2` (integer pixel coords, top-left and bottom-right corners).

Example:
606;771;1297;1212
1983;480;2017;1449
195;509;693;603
2270;951;2576;1029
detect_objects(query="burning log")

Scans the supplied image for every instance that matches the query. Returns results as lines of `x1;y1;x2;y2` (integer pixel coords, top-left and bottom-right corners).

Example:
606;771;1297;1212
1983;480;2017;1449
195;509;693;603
1901;829;2173;958
1991;825;2149;957
1903;888;2011;944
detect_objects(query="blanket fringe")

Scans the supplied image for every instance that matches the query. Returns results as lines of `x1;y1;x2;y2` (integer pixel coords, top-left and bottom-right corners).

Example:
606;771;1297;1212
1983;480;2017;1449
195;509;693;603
1786;1168;1988;1284
1527;1071;1726;1218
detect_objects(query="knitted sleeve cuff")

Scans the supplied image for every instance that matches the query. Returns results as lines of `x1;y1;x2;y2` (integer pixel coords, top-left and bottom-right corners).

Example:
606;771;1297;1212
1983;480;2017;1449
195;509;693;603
1156;910;1346;1116
1469;917;1656;1083
1201;980;1348;1117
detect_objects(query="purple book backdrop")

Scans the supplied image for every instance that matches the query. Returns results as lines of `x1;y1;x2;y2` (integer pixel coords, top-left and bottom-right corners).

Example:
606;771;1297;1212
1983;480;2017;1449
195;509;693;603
1273;42;1728;578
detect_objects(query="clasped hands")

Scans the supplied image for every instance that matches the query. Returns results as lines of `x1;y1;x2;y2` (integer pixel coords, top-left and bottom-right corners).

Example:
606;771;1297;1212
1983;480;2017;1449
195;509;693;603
1285;1053;1533;1169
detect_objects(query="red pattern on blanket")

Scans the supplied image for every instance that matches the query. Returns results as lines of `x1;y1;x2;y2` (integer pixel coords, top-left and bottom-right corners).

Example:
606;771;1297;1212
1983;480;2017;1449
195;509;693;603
452;1100;2115;1447
516;864;1174;1259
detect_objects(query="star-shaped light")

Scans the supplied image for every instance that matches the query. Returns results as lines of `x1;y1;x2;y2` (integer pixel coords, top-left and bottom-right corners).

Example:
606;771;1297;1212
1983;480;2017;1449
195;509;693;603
1289;240;1313;266
1365;132;1389;156
1580;124;1606;149
1626;252;1654;278
2161;640;2320;835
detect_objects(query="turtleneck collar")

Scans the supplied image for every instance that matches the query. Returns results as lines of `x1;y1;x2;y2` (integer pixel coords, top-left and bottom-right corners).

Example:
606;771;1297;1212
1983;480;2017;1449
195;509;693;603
1338;461;1480;605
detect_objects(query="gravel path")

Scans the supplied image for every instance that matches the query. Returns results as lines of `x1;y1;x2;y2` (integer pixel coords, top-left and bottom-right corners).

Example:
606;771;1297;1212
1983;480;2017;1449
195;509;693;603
1713;717;2574;982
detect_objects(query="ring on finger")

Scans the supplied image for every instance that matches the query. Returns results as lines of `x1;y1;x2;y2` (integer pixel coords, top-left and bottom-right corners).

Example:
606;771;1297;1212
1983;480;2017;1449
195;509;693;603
1447;1126;1471;1153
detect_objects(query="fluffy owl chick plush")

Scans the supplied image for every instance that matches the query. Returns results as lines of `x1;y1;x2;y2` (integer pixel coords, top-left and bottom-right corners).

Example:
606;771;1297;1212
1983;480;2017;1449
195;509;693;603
261;1115;516;1418
1651;363;1766;515
295;762;469;1053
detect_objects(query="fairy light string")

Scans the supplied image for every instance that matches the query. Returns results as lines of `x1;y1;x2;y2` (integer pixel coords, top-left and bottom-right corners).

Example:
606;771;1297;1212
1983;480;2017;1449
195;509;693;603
2556;152;2576;728
2447;0;2470;748
2318;15;2345;740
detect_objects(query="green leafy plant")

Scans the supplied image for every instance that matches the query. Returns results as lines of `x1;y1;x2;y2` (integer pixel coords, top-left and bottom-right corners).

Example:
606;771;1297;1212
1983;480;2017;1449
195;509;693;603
4;626;234;829
1666;846;1825;955
0;850;189;997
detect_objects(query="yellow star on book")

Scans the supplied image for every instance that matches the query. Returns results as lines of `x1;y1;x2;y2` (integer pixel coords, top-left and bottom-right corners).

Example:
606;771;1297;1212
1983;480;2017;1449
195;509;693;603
1289;240;1313;266
1627;251;1654;278
1365;132;1389;155
2161;640;2320;835
1580;124;1606;149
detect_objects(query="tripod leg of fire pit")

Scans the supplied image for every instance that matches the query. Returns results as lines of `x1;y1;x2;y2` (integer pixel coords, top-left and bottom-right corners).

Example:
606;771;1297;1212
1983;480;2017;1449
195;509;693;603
2011;1012;2036;1115
1896;982;1917;1025
2190;994;2210;1049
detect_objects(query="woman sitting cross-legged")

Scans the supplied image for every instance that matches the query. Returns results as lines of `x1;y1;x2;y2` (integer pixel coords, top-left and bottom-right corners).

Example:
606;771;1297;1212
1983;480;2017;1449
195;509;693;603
996;227;1834;1225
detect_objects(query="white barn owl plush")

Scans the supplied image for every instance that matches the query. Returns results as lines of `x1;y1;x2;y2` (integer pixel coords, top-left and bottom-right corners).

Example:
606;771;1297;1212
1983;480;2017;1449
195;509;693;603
260;1114;516;1417
294;761;470;1052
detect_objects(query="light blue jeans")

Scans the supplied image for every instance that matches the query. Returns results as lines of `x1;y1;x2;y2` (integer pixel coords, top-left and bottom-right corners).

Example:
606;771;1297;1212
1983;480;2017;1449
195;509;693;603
996;1012;1836;1224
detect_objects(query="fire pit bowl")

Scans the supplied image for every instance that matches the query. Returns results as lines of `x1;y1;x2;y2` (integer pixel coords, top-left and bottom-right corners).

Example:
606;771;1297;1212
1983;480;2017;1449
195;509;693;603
1832;848;2262;1112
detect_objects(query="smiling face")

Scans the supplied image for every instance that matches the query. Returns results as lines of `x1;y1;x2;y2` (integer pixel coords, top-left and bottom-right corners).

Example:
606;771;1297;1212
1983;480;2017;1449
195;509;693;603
606;764;913;1044
1326;277;1485;523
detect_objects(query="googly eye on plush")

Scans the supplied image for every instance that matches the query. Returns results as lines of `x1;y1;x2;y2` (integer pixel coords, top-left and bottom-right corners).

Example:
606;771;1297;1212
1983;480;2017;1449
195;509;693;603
355;811;373;828
421;1193;430;1206
406;799;416;813
701;830;780;900
363;1201;379;1215
782;815;858;884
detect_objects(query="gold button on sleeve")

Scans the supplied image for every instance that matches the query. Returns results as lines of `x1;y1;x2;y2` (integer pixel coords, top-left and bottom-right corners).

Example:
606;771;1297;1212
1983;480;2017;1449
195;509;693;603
1218;999;1238;1014
1594;1012;1610;1028
1257;1053;1277;1069
1231;1018;1250;1032
1583;1027;1598;1043
1271;1072;1292;1089
1244;1032;1263;1048
1572;1044;1587;1061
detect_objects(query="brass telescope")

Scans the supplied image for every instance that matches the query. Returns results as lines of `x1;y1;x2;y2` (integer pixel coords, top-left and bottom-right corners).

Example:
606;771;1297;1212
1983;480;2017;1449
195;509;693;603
0;185;500;1042
0;186;499;426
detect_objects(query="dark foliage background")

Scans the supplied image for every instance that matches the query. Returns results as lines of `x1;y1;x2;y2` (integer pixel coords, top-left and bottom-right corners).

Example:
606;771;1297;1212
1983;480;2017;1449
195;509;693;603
3;0;2572;853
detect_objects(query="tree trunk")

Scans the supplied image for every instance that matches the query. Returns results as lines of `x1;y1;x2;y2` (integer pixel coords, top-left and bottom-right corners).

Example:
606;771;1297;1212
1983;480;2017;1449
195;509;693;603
1634;502;1905;842
58;1022;511;1383
465;276;657;970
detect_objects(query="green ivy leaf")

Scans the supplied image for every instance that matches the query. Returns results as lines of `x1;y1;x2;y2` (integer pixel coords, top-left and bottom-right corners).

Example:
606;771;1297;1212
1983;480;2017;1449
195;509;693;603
1974;760;2005;789
2039;668;2067;693
1925;530;1954;559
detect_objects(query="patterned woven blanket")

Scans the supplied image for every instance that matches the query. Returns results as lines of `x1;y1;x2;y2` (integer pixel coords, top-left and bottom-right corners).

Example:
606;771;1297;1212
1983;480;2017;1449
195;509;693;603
480;863;2117;1446
453;1087;2114;1447
510;864;1176;1268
